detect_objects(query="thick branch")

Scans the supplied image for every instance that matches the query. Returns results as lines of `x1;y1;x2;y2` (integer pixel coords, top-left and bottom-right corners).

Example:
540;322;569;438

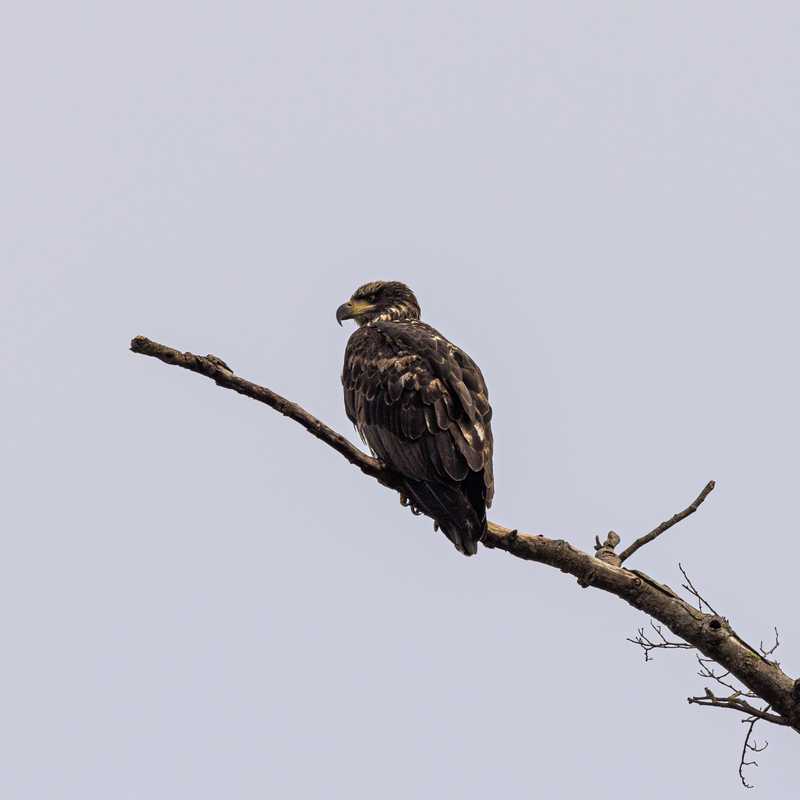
130;335;800;733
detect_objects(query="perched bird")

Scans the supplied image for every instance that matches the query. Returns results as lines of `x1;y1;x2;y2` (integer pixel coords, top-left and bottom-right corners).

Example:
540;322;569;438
337;281;494;555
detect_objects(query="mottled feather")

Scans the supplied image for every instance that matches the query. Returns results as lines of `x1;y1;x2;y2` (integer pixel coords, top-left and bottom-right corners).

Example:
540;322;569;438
339;282;494;555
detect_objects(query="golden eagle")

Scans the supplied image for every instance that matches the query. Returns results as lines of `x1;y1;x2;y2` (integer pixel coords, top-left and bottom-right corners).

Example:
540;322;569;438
337;281;494;555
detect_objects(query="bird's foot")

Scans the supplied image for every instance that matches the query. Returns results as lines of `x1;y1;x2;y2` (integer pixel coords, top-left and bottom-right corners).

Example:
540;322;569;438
399;494;422;515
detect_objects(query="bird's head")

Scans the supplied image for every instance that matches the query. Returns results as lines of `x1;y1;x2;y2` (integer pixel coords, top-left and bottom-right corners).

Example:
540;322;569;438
336;281;421;326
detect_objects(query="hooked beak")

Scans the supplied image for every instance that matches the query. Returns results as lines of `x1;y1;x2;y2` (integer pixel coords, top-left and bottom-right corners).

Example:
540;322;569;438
336;301;353;326
336;298;375;326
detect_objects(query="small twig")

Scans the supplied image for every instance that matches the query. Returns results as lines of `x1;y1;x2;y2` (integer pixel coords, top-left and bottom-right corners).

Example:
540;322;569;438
678;563;719;615
618;481;715;564
696;654;756;697
739;711;770;789
627;620;694;661
760;627;781;660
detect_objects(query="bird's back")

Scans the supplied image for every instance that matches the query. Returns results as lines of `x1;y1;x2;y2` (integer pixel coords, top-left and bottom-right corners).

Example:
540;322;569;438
342;319;493;554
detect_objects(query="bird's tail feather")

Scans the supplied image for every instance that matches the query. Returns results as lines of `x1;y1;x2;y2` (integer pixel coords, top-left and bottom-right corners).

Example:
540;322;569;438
402;478;485;556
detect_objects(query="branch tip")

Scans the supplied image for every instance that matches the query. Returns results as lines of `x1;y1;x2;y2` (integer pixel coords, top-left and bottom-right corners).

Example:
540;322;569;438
618;480;715;564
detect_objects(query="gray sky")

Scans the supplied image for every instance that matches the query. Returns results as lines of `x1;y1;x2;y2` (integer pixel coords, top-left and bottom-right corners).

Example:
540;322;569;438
3;2;799;797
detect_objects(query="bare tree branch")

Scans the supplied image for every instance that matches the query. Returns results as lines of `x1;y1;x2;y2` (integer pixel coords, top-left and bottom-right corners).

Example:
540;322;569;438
760;627;781;661
129;336;396;489
696;653;757;697
630;617;783;787
618;481;716;563
687;690;790;727
627;620;694;661
739;712;770;789
678;563;720;615
130;335;800;740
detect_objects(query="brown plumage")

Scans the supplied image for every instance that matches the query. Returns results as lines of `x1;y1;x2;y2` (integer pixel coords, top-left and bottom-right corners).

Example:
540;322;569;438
336;281;494;555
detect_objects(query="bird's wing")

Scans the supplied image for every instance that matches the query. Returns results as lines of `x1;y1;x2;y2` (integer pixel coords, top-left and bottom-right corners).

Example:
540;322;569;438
342;321;494;505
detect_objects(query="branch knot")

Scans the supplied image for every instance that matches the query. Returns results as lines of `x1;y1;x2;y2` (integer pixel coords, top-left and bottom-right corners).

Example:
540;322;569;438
704;615;730;641
593;531;621;566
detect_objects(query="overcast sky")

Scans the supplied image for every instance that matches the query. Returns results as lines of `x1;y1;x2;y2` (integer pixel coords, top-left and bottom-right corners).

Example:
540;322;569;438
3;2;800;797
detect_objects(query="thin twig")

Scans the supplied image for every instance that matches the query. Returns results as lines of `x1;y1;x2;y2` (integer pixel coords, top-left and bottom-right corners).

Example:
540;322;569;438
627;620;694;661
619;481;715;563
739;712;769;789
696;654;756;697
760;627;780;660
678;563;719;615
